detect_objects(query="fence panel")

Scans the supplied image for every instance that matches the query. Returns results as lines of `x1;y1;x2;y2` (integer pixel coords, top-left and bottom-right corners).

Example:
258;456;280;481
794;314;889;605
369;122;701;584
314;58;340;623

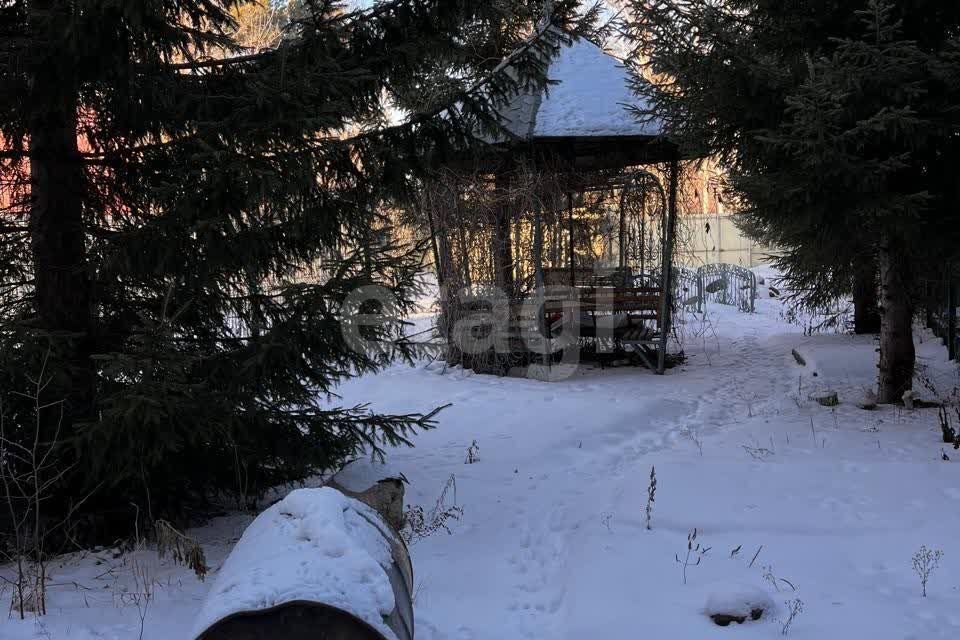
923;275;959;361
678;214;773;268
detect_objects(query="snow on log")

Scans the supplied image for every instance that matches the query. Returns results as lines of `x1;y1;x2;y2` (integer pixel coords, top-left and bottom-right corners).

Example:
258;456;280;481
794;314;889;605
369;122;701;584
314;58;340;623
856;389;878;410
808;390;839;407
325;474;406;532
902;389;917;410
192;487;414;640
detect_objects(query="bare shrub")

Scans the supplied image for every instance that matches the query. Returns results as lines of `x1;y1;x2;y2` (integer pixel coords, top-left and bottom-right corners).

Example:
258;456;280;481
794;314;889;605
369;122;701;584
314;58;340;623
402;474;463;544
686;310;721;365
916;368;960;448
937;406;957;445
781;598;804;635
231;1;286;53
126;555;154;640
912;545;943;597
762;564;797;592
600;512;614;532
645;466;657;530
675;528;709;585
741;444;774;461
0;352;97;619
155;520;208;581
6;561;45;618
682;427;704;456
732;377;761;418
464;440;480;464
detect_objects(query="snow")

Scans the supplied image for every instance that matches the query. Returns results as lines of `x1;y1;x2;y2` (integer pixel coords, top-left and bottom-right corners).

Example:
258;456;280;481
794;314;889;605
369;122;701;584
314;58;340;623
533;38;660;138
496;36;662;141
190;488;399;640
4;271;960;640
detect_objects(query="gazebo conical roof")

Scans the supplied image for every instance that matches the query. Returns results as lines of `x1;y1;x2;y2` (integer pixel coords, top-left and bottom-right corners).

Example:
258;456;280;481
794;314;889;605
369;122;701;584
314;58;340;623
498;36;663;141
484;34;679;172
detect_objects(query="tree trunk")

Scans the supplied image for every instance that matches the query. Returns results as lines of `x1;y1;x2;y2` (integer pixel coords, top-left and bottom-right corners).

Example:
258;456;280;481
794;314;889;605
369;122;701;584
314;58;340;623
877;237;915;404
853;255;881;334
428;185;460;362
423;195;444;290
28;5;93;421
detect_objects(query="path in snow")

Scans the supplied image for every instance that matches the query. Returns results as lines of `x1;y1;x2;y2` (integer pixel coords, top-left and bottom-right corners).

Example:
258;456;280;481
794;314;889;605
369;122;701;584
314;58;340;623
463;324;799;639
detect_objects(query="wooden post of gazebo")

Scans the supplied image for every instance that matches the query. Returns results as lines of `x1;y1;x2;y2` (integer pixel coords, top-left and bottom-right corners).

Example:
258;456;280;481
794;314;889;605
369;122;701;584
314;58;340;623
567;192;576;287
493;171;514;295
657;158;680;374
532;198;550;366
618;188;628;270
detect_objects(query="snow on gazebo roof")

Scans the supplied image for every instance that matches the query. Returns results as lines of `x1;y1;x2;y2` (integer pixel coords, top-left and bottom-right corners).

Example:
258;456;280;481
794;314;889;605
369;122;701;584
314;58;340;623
498;35;662;141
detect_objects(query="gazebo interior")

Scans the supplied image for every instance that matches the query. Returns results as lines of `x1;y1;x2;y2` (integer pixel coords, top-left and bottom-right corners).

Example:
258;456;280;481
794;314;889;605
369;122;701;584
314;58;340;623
422;35;695;377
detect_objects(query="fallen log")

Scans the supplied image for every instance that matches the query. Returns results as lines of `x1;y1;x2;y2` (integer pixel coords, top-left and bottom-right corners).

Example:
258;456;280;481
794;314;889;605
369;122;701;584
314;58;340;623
808;390;839;407
193;487;414;640
791;349;806;367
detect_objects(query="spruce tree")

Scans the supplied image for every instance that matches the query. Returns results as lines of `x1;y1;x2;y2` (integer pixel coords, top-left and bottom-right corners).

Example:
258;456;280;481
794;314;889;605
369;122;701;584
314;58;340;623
758;2;934;402
0;0;592;536
626;0;960;402
624;1;883;327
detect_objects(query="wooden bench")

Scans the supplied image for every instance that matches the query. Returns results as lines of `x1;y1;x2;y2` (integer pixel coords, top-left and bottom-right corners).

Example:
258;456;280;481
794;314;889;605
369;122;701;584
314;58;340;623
542;286;663;320
542;267;634;288
538;286;665;347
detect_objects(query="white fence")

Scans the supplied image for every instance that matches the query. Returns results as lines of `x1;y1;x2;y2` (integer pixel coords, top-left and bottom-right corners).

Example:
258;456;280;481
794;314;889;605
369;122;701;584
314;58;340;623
677;214;774;268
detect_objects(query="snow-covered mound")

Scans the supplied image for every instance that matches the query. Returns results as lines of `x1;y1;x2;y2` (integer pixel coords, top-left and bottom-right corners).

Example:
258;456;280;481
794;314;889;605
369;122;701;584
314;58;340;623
191;488;400;640
703;583;775;622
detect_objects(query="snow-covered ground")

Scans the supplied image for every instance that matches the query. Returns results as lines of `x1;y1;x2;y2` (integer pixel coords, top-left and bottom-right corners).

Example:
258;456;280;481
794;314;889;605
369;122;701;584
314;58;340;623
4;277;960;639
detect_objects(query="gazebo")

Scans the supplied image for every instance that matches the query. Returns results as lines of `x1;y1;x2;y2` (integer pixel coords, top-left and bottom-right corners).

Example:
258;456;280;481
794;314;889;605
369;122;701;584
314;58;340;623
426;34;690;376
